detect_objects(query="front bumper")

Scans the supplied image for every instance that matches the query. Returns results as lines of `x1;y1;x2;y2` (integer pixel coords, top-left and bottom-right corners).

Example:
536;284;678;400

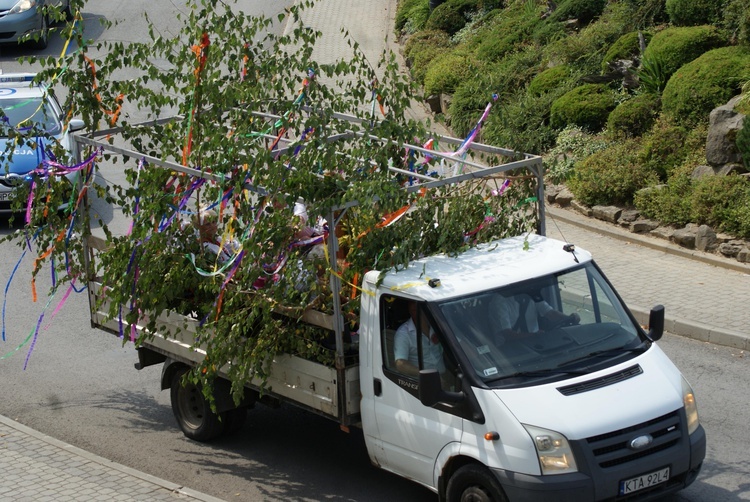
493;424;705;502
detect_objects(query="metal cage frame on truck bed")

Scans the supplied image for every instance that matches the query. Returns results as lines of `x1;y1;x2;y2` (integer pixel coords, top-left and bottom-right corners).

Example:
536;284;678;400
77;109;545;426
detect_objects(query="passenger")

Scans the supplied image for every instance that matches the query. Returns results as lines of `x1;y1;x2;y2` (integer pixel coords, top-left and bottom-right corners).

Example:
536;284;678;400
492;293;579;336
394;301;445;377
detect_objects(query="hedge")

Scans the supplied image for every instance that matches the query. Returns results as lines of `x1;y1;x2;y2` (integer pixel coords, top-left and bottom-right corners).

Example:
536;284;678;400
550;84;616;131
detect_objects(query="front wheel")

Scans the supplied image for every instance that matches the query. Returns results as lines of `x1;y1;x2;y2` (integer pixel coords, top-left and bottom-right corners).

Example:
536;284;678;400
446;464;508;502
170;366;224;442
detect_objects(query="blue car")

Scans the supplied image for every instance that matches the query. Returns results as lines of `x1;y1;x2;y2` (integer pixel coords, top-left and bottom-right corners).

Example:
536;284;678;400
0;0;72;49
0;72;84;213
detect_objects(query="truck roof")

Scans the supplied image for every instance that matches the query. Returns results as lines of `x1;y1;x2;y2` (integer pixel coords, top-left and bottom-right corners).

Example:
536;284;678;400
369;234;592;302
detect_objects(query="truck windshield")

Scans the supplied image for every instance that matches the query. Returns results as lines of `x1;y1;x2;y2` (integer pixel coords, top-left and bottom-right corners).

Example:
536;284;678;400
437;262;646;388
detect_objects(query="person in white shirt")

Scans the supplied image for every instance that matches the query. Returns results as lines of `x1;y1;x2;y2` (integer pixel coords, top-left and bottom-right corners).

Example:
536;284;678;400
394;301;445;377
492;293;580;336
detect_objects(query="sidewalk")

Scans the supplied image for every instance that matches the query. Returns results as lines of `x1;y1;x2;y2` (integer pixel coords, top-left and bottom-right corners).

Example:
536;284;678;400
0;415;225;502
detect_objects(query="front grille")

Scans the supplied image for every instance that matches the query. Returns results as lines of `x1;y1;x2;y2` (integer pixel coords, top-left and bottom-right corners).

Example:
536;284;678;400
558;364;643;396
586;410;682;469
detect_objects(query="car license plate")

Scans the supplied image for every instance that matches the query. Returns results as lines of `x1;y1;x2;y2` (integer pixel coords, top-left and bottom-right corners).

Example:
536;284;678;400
0;192;11;201
620;467;670;495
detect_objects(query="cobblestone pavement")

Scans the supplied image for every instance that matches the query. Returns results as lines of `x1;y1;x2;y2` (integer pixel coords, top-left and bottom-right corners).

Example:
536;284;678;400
0;415;225;502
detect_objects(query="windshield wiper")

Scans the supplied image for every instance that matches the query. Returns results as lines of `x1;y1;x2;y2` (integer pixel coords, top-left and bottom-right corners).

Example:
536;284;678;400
557;343;650;369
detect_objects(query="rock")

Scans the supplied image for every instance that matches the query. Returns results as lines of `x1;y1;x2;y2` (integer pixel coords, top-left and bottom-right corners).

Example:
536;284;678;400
571;200;592;217
717;163;747;175
440;94;452;115
737;247;750;263
719;240;745;257
555;187;574;207
545;185;561;203
706;95;745;167
592;205;622;223
695;225;718;252
716;232;736;244
425;94;441;114
631;219;659;233
651;226;675;240
618;209;640;227
691;165;716;179
671;226;696;249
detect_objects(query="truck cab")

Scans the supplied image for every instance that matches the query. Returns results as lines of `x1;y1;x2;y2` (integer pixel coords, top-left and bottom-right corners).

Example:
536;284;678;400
359;234;705;501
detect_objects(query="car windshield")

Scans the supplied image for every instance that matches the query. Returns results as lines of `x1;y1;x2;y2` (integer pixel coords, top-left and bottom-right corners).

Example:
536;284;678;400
437;262;646;388
0;97;61;135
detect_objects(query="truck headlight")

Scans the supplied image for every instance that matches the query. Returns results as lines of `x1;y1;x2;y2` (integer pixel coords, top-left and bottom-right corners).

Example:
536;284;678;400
523;424;578;475
681;376;700;435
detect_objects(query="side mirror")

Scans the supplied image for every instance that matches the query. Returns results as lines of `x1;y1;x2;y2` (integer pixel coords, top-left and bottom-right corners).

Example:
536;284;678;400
419;369;464;407
647;305;665;341
68;119;86;132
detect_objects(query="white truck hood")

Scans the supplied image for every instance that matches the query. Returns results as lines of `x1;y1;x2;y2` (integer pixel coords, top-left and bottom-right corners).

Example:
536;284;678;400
494;344;684;440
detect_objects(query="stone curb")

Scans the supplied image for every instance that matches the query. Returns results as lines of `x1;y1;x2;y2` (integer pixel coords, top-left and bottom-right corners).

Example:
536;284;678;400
0;415;227;502
547;206;750;352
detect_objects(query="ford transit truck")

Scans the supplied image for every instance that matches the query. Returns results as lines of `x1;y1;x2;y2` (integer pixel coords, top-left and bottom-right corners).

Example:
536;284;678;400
79;113;705;502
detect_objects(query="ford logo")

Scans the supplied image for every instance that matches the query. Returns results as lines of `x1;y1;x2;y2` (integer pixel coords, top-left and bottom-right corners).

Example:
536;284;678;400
629;434;654;450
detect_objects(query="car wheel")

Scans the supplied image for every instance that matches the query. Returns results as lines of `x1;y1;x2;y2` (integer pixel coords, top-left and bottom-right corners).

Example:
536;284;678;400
445;464;508;502
170;366;225;442
63;1;73;20
32;15;49;50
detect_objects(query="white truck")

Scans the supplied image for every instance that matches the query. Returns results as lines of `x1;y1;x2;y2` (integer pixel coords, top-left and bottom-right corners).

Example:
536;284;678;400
79;115;705;502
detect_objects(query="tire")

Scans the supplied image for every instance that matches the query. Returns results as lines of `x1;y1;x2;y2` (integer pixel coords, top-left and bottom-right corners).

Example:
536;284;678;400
32;15;49;50
446;464;508;502
63;1;73;20
170;366;225;442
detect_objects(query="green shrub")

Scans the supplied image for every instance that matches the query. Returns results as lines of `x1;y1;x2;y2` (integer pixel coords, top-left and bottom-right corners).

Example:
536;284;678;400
471;3;544;62
634;168;693;226
642;25;727;80
568;138;659;205
543;1;635;75
601;31;652;71
722;0;750;45
423;51;478;95
528;65;570;95
632;0;669;28
638;120;690;179
544;126;609;183
549;0;607;25
662;46;750;124
425;0;479;35
404;29;453;84
665;0;726;27
550;84;616;131
396;0;431;33
637;54;670;94
606;93;660;138
691;174;750;237
736;112;750;169
450;46;545;135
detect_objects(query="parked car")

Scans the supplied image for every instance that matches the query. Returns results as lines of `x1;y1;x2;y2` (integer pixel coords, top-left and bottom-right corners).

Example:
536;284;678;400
0;0;72;49
0;72;84;213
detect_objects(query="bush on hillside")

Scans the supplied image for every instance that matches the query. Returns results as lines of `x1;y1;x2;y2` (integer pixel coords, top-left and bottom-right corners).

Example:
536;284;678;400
642;26;727;80
550;84;616;131
544;126;609;184
549;0;606;25
691;174;750;237
638;120;690;180
606;93;660;138
737;113;750;169
449;46;544;135
423;51;478;96
425;0;479;35
568;138;659;206
543;1;635;75
634;169;693;226
632;0;669;28
722;0;750;45
483;85;572;155
471;3;544;62
396;0;431;34
528;65;570;95
662;46;750;124
601;31;651;71
665;0;726;27
404;29;453;84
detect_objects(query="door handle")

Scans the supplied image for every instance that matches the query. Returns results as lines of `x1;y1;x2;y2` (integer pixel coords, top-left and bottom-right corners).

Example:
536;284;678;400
373;378;382;396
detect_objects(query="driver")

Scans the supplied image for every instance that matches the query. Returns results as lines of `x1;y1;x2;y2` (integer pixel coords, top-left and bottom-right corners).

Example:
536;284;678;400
492;293;580;336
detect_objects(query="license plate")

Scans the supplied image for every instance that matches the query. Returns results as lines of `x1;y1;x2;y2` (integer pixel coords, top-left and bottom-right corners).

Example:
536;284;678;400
620;467;670;495
0;192;11;201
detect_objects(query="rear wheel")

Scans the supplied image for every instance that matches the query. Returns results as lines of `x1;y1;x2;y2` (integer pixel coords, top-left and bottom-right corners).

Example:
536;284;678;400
170;366;224;442
446;464;508;502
